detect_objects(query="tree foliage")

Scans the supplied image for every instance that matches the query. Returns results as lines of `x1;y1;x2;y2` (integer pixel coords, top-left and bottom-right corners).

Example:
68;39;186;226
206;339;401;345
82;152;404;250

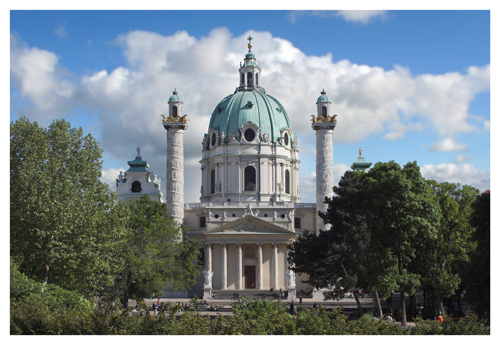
289;171;370;313
110;196;201;306
10;117;128;293
462;191;490;320
363;161;439;325
412;181;479;312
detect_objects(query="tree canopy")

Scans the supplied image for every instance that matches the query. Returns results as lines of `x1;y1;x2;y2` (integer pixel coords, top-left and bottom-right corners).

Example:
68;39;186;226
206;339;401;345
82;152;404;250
462;191;490;320
288;161;482;326
10;117;128;293
111;196;201;306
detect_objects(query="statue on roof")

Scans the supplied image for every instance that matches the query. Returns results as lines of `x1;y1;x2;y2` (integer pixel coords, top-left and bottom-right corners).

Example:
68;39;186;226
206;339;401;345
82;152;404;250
359;147;363;158
136;146;141;157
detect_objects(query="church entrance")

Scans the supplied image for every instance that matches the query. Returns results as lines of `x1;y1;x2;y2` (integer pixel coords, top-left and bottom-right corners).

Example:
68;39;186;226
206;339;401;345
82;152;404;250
244;266;256;289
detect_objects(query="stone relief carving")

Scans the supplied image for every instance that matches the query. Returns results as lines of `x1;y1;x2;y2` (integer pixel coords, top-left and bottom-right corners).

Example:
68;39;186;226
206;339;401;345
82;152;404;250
262;133;270;143
229;133;238;143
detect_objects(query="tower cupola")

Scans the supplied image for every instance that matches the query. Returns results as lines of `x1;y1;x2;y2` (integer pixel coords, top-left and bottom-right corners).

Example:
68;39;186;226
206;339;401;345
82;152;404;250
316;89;332;118
237;36;264;92
168;89;183;119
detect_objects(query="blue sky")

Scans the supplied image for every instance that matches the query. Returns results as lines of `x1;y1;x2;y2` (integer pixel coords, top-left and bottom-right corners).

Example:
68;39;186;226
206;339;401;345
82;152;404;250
9;8;491;203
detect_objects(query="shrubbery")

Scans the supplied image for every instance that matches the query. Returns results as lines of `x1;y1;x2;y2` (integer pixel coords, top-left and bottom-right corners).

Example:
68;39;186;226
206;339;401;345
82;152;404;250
11;269;489;335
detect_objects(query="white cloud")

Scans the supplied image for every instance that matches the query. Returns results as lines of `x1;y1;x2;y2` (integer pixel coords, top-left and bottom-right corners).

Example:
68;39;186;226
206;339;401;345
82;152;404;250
428;138;467;152
335;10;388;23
453;154;473;163
287;10;388;24
10;29;490;203
54;23;67;38
420;163;489;193
10;34;75;125
100;168;125;191
299;164;350;203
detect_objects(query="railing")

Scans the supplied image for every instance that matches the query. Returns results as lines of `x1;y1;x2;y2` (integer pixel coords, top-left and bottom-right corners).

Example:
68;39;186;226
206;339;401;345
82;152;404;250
185;202;316;209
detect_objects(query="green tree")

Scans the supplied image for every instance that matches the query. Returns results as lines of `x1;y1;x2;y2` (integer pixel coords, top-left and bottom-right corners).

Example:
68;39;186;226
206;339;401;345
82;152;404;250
414;182;479;314
364;161;439;326
112;196;201;308
10;117;127;293
289;171;370;315
462;191;490;320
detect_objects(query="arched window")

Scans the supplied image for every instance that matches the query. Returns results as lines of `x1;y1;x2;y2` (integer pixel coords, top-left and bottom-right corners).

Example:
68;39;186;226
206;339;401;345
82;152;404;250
131;181;142;193
285;170;290;194
244;166;256;191
211;169;216;194
255;73;259;86
322;106;327;117
172;105;178;118
241;73;245;85
247;72;253;87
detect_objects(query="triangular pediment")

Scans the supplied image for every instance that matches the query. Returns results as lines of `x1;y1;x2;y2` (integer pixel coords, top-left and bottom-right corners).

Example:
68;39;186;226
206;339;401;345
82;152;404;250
207;215;294;234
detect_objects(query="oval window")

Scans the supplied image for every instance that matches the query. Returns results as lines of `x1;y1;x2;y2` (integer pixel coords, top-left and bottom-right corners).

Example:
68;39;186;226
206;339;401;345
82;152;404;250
211;133;216;146
284;133;289;146
244;128;255;142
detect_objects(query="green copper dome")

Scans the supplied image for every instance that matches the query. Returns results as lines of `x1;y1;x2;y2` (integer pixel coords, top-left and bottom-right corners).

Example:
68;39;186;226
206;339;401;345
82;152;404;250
168;90;183;103
208;90;295;146
126;157;150;172
316;89;331;103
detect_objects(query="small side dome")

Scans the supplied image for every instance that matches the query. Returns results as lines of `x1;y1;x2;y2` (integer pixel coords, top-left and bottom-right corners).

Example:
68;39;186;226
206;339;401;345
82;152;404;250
316;89;331;104
168;89;183;103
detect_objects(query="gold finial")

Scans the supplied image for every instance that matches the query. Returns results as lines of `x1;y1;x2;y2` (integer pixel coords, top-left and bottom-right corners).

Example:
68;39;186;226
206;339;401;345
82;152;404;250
247;35;253;50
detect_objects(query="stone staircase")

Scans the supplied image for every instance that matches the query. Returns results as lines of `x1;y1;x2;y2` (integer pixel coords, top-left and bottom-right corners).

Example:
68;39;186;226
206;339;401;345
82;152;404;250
211;289;282;300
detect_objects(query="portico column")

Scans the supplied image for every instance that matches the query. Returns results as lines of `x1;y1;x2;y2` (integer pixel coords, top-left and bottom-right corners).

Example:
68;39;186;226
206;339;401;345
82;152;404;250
221;243;227;290
256;243;263;290
273;243;278;289
205;243;212;272
236;243;242;290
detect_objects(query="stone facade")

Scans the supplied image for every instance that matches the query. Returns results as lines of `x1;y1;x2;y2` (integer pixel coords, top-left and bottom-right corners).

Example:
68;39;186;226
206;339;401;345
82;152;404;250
116;39;339;299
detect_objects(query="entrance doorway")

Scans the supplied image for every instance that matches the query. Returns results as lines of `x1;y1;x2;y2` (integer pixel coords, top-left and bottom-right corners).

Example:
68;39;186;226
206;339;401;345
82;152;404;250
244;266;256;289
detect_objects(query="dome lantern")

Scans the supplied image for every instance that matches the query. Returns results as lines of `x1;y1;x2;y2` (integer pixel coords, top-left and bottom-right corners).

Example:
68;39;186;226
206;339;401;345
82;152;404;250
237;36;263;92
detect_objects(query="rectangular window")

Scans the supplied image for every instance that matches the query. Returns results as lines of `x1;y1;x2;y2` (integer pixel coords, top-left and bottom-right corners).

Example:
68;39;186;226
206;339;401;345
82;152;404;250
294;217;301;229
200;216;206;228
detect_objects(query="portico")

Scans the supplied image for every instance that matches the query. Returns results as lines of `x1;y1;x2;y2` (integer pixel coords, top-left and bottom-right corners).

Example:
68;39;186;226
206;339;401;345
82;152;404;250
203;215;296;291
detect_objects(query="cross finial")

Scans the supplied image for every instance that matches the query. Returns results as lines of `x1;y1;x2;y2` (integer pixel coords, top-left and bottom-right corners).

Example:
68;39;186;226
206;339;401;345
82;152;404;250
247;35;253;50
136;146;141;158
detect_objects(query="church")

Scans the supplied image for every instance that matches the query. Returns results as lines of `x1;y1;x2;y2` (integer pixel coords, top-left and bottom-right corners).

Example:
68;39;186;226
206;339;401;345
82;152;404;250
115;37;370;299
